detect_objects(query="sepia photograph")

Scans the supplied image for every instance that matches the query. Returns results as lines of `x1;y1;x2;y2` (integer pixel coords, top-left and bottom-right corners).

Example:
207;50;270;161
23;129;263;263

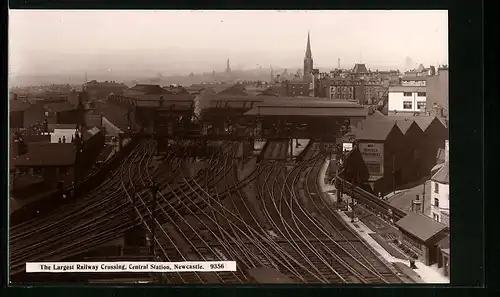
9;10;449;284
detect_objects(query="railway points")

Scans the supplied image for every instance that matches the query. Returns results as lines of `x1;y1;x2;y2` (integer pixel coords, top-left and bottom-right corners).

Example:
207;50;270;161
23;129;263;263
11;93;419;285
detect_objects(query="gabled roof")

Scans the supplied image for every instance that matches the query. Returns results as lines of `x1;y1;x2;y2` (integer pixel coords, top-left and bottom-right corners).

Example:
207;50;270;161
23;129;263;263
44;101;77;113
396;212;448;242
217;85;249;96
13;143;76;167
356;121;400;141
431;162;449;184
395;120;421;135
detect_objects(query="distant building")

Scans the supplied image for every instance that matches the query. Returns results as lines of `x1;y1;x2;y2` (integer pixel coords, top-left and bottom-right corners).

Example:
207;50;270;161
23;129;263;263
401;76;427;87
84;80;128;100
430;140;449;225
44;101;85;125
388;86;427;113
328;79;355;100
426;66;449;117
286;81;311;97
10;98;30;129
123;84;172;97
352;63;369;78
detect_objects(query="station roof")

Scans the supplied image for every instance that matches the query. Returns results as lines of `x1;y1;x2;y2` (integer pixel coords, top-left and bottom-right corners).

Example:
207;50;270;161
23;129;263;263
396;212;448;243
13;143;77;167
244;104;367;117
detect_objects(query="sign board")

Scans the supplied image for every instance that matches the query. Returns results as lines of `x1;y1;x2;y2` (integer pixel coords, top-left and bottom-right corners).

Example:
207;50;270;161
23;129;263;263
359;142;384;176
342;143;353;152
359;143;384;162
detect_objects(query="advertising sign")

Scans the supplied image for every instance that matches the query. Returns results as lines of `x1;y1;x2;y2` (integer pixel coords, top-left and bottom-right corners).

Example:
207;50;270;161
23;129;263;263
359;143;384;176
342;143;353;152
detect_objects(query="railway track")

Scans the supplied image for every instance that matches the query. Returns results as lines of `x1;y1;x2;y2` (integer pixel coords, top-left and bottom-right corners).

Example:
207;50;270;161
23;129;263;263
11;138;409;284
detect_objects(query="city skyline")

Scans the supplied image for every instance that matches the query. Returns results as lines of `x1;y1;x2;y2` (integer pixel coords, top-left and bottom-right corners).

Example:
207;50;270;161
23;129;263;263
9;10;448;79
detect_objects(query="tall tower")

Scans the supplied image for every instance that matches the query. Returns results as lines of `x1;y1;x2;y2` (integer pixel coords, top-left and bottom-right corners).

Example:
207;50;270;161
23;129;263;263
225;58;231;74
270;65;274;84
303;31;314;79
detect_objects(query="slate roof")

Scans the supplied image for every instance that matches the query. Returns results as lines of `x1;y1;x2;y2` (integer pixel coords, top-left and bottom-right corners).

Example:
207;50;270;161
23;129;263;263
370;114;444;132
356;121;400;141
13;143;77;167
396;212;448;242
431;162;449;184
45;101;77;113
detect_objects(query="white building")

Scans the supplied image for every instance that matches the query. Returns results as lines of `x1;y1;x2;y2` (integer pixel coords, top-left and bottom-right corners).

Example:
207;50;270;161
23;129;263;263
48;124;78;143
430;140;449;225
388;86;427;113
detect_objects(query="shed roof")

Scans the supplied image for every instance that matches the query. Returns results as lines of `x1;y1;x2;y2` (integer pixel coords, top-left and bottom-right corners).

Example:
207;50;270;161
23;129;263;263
396;212;448;243
431;162;449;184
356;121;400;141
13;143;76;167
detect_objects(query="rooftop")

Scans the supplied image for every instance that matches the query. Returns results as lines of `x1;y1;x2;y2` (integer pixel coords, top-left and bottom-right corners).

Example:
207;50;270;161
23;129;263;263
353;63;368;73
13;143;77;167
10;100;31;112
44;101;78;113
396;212;448;242
244;105;368;117
402;76;427;81
125;84;173;95
389;86;427;92
431;162;449;184
356;121;400;141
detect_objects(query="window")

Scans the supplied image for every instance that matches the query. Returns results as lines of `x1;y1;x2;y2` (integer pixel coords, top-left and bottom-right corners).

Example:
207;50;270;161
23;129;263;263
434;198;440;207
433;213;439;222
434;182;439;194
403;92;412;96
403;101;412;109
417;92;426;97
417;102;426;110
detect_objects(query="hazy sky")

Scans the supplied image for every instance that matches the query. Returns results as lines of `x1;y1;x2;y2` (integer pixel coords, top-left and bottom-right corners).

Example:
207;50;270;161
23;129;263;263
9;10;448;76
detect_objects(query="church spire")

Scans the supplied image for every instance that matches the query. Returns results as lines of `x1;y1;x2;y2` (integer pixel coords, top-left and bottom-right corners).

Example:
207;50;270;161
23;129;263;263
305;31;312;59
303;31;314;79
